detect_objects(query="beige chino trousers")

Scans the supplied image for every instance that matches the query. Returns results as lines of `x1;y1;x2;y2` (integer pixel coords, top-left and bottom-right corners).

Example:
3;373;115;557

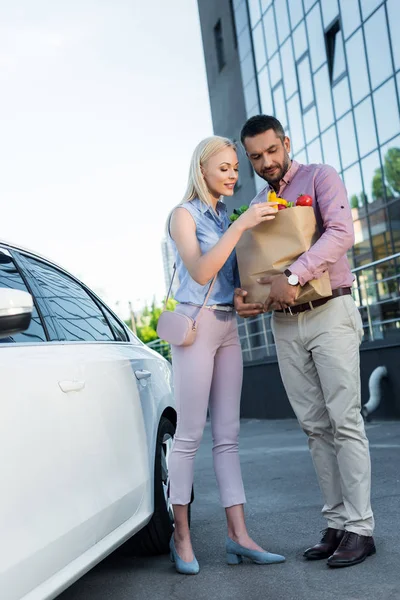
272;295;374;536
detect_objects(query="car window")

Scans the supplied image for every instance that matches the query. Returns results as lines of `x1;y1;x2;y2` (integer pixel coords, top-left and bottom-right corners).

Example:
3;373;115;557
21;256;115;343
101;306;129;342
0;252;47;344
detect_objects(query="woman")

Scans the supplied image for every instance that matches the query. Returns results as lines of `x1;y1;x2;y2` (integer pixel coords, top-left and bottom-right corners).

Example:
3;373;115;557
167;136;285;574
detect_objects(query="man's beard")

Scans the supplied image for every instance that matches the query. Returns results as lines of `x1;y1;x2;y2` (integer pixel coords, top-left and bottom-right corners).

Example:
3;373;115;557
259;152;291;186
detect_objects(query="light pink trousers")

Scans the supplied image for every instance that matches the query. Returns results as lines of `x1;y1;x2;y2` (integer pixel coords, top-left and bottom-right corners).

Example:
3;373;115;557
169;303;246;508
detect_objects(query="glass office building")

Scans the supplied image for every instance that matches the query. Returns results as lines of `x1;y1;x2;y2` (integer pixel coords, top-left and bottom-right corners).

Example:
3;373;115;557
224;0;400;361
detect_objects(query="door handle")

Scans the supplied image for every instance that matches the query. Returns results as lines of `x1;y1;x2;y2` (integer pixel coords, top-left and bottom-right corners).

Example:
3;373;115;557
58;380;86;393
135;369;152;381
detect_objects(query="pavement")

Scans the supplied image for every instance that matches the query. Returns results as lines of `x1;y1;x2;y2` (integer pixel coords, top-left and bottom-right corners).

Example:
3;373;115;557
58;419;400;600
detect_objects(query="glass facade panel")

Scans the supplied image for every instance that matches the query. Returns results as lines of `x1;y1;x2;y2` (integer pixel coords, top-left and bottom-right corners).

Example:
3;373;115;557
269;52;282;87
321;125;341;172
337;113;358;168
360;0;384;20
274;0;290;45
261;0;272;12
281;39;297;99
339;0;361;39
304;0;318;11
380;136;400;202
253;21;266;72
244;78;259;114
238;26;252;61
346;30;370;104
344;162;364;208
387;0;400;71
240;51;256;87
332;32;346;82
361;150;383;205
293;21;307;60
353;217;373;266
234;0;249;37
370;207;393;261
263;6;278;59
306;5;326;72
294;149;308;163
248;0;262;27
272;84;287;130
332;77;351;119
364;7;393;90
374;78;400;145
314;65;334;131
303;106;319;143
287;93;305;152
354;96;378;157
321;0;339;27
288;0;304;29
307;136;323;164
297;55;314;110
257;66;273;113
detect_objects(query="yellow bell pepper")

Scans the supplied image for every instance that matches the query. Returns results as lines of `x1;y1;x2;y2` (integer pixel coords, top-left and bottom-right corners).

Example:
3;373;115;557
267;189;288;206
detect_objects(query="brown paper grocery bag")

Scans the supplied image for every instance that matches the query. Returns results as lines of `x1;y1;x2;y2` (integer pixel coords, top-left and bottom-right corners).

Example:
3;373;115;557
236;206;332;305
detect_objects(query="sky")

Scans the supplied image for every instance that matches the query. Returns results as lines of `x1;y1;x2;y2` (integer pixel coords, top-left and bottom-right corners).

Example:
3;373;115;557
0;0;213;318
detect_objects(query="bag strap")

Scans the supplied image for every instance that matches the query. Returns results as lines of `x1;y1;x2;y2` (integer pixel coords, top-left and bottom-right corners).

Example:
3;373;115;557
163;263;218;322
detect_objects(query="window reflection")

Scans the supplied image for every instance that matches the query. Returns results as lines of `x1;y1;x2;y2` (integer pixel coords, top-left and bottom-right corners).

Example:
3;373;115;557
361;150;383;205
257;66;273;113
294;149;308;164
297;55;314;110
238;26;252;62
344;162;364;208
240;51;256;87
263;6;277;59
370;207;393;260
304;0;318;10
374;78;400;145
260;0;272;13
287;93;305;152
364;7;393;90
244;78;259;114
303;106;319;143
346;30;370;104
321;125;341;172
0;254;47;344
248;0;262;28
314;65;334;131
306;5;326;72
379;136;400;202
331;30;345;82
321;0;339;27
281;39;297;99
274;0;290;44
288;0;304;29
387;0;400;71
360;0;384;20
354;97;378;157
24;258;115;343
252;22;266;72
337;113;358;169
234;0;249;37
269;52;282;87
352;217;373;267
332;77;351;119
339;0;361;39
293;21;307;60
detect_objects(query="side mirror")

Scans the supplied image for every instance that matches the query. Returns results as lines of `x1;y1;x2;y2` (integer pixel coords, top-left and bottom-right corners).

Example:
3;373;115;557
0;289;33;339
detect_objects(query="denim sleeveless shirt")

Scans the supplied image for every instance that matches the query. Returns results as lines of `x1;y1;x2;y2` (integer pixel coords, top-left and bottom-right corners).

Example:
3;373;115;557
169;198;240;305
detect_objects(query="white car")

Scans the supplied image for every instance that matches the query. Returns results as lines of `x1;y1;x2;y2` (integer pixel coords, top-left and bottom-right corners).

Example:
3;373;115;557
0;241;179;600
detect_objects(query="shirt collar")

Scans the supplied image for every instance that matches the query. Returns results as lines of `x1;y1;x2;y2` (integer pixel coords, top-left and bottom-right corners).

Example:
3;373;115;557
193;197;227;214
281;160;300;186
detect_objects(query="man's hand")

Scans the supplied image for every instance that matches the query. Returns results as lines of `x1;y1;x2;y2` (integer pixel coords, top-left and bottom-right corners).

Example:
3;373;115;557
257;274;299;312
234;288;264;318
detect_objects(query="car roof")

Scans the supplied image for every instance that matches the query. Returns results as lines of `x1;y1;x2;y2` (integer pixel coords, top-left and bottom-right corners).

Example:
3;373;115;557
0;238;68;272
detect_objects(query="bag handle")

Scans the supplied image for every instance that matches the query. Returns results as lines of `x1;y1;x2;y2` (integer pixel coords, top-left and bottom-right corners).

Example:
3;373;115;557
163;264;218;324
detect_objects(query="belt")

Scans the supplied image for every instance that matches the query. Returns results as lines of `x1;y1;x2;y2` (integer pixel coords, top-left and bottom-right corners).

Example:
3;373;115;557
183;302;234;312
275;287;352;315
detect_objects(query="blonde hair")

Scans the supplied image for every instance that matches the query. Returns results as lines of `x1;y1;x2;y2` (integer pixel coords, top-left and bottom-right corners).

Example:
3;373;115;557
181;135;237;208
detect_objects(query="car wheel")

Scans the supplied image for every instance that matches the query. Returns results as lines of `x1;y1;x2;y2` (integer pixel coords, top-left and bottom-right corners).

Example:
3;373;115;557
130;416;191;555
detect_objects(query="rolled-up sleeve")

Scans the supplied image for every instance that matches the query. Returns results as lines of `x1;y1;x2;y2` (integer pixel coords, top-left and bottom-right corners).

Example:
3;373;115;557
289;165;355;286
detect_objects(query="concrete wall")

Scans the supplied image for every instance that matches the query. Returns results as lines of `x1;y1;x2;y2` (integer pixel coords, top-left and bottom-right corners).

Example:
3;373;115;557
241;344;400;420
197;0;256;212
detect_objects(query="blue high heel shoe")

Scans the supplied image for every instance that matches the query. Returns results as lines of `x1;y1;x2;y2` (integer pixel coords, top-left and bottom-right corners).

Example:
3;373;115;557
169;536;200;575
226;537;286;565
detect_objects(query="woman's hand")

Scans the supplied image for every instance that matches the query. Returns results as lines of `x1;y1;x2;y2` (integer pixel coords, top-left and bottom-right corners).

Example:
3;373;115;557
234;202;277;232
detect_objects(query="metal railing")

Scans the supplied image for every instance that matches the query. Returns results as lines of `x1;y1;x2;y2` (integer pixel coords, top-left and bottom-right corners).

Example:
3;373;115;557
148;253;400;363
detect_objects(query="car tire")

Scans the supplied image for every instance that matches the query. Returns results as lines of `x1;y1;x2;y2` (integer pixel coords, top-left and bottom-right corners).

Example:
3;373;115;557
130;416;192;556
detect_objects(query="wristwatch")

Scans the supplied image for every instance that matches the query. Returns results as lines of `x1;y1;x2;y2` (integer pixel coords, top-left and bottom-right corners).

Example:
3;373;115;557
284;269;299;286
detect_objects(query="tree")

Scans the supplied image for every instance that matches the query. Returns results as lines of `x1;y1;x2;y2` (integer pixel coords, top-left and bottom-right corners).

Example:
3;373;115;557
372;167;384;201
125;297;177;344
384;147;400;196
350;194;359;209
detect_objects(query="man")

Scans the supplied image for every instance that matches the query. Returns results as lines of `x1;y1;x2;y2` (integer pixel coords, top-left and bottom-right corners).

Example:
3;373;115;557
235;115;375;568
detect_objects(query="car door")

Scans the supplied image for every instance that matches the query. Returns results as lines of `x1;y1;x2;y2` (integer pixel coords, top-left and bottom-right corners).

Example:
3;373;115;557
17;252;152;546
0;249;98;600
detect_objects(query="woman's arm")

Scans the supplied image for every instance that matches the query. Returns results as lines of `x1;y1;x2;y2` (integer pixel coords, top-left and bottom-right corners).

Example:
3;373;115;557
170;204;276;285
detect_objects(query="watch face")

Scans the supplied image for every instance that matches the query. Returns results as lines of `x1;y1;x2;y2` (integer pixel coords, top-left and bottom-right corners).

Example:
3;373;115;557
288;274;299;286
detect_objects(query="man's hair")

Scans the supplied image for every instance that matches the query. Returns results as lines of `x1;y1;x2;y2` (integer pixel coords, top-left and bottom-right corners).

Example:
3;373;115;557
240;115;285;145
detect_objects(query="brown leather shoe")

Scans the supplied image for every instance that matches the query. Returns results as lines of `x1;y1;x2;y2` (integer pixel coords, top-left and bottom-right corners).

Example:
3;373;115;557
303;528;345;560
327;531;376;568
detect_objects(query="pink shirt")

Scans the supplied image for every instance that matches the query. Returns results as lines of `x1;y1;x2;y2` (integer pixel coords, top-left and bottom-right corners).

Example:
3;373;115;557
250;160;355;290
